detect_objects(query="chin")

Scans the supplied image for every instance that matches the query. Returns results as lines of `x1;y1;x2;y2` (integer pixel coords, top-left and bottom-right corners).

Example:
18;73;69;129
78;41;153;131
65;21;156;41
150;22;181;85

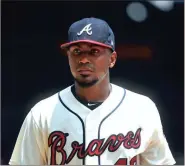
75;78;99;88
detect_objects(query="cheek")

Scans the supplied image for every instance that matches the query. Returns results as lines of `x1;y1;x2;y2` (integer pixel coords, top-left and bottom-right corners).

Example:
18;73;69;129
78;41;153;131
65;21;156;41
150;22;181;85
98;57;110;69
68;57;77;70
68;58;77;77
95;59;110;73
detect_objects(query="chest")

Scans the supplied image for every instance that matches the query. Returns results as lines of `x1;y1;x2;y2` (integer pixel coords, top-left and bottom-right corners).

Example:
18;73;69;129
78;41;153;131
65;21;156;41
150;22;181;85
47;106;152;165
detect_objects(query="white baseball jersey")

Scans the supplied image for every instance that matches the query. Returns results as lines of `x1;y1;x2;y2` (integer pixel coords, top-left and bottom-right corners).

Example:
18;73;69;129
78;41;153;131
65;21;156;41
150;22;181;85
9;84;176;165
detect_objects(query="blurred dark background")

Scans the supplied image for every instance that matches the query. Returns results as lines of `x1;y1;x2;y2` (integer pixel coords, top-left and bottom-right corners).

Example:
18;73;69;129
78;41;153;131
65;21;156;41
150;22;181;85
2;1;184;165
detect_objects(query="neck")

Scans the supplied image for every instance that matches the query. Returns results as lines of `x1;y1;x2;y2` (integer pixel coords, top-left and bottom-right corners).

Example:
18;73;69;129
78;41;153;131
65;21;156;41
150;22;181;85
74;76;111;102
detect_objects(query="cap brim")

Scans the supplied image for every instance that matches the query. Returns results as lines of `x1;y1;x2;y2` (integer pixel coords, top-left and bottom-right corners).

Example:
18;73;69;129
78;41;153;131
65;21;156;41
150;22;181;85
60;40;113;50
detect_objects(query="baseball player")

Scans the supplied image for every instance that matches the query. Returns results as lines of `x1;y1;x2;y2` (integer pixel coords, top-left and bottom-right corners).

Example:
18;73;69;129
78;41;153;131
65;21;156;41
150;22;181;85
9;17;176;165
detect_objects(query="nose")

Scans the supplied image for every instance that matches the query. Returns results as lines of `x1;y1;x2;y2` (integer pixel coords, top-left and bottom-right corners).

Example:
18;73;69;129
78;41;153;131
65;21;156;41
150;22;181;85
78;55;90;64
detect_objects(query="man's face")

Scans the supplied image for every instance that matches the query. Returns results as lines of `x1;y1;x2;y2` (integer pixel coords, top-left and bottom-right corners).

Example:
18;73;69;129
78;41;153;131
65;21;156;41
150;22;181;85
66;43;117;88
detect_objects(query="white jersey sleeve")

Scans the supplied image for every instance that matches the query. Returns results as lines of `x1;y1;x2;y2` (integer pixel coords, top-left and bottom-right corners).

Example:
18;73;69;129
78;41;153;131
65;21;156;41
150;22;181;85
140;100;176;165
9;110;46;165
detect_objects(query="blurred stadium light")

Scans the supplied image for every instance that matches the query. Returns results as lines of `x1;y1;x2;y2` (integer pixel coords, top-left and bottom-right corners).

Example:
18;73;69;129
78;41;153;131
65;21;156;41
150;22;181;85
126;2;148;22
126;1;176;22
147;0;175;12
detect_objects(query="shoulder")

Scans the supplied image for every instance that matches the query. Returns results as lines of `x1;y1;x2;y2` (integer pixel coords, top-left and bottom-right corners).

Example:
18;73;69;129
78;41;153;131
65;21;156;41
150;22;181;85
126;88;155;106
112;83;159;117
29;85;72;124
112;83;154;103
32;85;72;109
114;84;163;133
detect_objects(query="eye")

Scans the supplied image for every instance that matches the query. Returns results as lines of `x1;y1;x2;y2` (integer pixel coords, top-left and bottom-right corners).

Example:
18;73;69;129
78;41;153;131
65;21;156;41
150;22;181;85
72;48;81;55
90;49;100;56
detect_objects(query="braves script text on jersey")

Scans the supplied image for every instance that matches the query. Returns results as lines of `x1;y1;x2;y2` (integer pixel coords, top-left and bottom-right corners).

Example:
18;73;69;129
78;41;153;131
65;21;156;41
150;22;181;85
9;84;175;165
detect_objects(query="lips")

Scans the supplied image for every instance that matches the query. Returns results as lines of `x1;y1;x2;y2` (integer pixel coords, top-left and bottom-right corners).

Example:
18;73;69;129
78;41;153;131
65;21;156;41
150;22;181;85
77;68;93;75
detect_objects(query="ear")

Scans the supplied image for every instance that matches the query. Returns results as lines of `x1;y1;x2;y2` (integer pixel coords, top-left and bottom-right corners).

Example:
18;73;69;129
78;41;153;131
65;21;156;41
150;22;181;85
109;51;117;68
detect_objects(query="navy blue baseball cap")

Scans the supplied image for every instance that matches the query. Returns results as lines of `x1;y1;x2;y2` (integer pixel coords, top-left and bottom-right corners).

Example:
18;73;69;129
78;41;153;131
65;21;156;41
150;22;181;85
60;17;115;51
